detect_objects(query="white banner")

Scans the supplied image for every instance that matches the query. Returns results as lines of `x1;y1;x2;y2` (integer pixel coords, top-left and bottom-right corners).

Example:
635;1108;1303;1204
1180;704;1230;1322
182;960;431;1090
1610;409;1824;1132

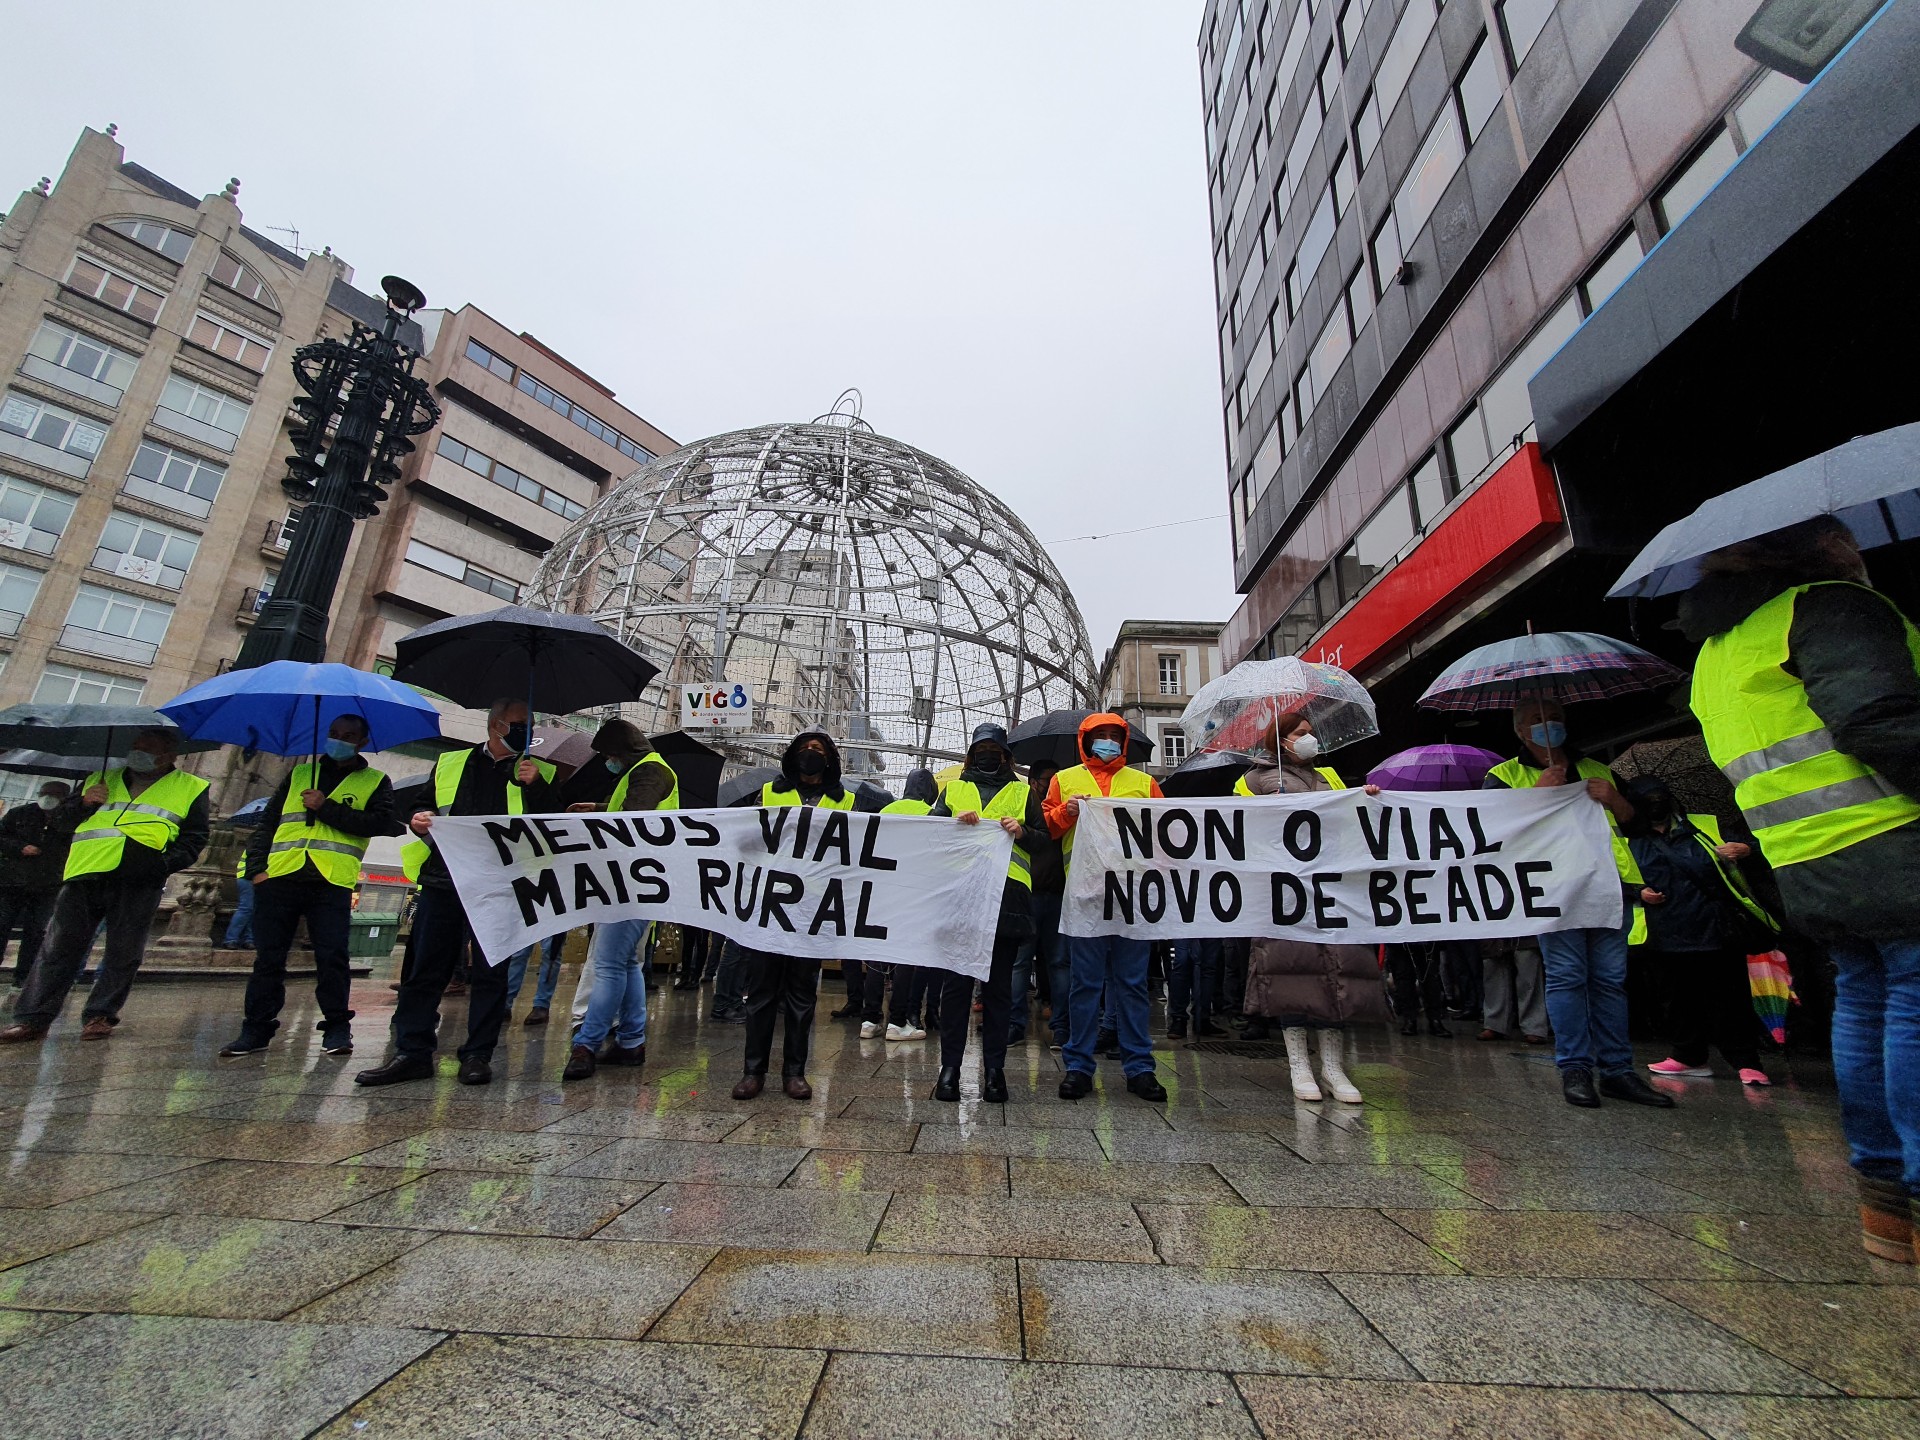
1061;786;1622;942
432;807;1012;979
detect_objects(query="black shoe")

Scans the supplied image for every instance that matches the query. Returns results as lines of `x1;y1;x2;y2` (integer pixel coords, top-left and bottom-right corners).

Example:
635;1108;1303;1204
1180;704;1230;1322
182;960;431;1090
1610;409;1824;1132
1194;1019;1224;1037
356;1053;434;1087
563;1044;597;1082
1561;1067;1601;1108
1240;1018;1271;1040
671;979;700;992
1399;1019;1419;1036
1127;1072;1169;1103
1058;1071;1093;1100
1167;1018;1188;1040
604;1042;645;1067
1599;1071;1677;1108
319;1029;354;1057
829;1004;859;1020
457;1055;492;1087
1428;1020;1453;1039
523;1007;549;1027
982;1068;1008;1103
219;1033;270;1057
1095;1028;1117;1055
933;1066;962;1102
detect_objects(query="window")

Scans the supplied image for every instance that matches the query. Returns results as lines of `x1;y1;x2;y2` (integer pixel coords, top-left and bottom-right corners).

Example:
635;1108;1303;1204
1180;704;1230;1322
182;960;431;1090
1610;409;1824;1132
1161;729;1190;765
404;539;521;602
1316;45;1342;115
1445;405;1492;488
127;439;226;517
94;511;199;590
1730;69;1806;149
1477;295;1581;458
1342;485;1418;596
1295;188;1338;290
0;561;44;633
511;370;655;464
1229;161;1260;244
465;338;516;382
1409;451;1450;528
1353;87;1382;164
34;663;143;707
1285;262;1304;320
1252;419;1282;499
1158;654;1183;695
1245;316;1274;397
209;252;275;309
1225;76;1252;161
1656;128;1739;233
1497;0;1553;68
444;434;591;521
105;218;193;263
1274;1;1313;95
1285;84;1323;182
0;473;75;555
0;392;106;465
1331;146;1358;215
1305;306;1353;407
1392;110;1466;247
156;375;251;450
63;256;163;322
1455;35;1504;142
25;320;139;402
1338;0;1367;60
62;583;172;665
1371;213;1403;293
1373;0;1437;119
1346;264;1375;336
186;312;272;372
1579;229;1646;314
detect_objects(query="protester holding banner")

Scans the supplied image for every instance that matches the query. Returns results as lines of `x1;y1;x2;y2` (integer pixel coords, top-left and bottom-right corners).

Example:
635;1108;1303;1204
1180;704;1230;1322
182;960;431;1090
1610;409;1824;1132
1239;715;1385;1103
930;724;1038;1102
732;728;854;1100
1045;713;1168;1103
357;699;556;1088
1486;700;1674;1111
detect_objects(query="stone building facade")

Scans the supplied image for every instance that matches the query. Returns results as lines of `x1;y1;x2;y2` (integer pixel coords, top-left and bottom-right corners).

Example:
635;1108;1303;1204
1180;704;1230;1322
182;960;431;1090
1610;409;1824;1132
1095;620;1226;776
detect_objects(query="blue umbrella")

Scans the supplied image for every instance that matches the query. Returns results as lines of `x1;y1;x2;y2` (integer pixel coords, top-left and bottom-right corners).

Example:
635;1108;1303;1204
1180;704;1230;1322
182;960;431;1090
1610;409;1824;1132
159;662;441;756
1608;421;1920;599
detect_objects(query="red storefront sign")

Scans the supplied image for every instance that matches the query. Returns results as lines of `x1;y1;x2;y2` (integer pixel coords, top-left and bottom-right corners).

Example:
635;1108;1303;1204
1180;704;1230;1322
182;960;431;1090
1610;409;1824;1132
1307;442;1565;676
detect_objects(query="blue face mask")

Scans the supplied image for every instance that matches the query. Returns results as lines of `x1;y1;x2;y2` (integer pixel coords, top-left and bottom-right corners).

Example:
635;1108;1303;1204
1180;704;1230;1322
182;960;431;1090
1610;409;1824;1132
605;758;626;774
323;738;359;762
1088;738;1123;762
1529;722;1568;750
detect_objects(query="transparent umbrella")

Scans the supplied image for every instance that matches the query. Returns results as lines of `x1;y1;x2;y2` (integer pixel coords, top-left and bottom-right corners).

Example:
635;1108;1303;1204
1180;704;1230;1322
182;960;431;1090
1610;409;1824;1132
1180;658;1378;757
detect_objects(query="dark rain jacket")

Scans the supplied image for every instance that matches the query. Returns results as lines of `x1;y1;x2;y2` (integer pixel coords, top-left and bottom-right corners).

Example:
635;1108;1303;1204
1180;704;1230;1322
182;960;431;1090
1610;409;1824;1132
0;802;69;889
768;728;849;808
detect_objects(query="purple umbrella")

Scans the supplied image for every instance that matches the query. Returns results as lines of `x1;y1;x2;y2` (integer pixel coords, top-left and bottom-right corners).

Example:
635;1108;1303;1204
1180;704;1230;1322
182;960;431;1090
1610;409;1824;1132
1367;744;1505;792
1417;631;1683;712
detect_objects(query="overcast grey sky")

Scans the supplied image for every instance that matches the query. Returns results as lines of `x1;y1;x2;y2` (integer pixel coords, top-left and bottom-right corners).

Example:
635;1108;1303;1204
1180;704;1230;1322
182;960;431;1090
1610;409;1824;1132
4;0;1238;659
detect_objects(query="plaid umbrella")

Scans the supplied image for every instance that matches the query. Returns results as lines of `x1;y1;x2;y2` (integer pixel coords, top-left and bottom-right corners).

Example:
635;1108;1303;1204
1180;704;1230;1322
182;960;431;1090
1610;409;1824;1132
1418;632;1683;712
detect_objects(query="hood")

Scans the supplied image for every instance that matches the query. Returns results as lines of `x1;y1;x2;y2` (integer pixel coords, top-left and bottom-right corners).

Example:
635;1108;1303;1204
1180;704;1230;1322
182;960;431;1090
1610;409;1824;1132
963;722;1014;782
1676;565;1829;645
772;727;845;799
590;717;654;760
1077;711;1131;771
902;768;938;804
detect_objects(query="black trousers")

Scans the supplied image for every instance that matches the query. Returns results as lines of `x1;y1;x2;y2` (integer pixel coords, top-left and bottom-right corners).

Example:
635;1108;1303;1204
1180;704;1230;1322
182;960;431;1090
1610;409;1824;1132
241;877;354;1039
939;932;1019;1070
390;885;507;1062
1660;946;1760;1070
0;883;59;986
742;948;820;1078
678;926;713;984
1386;943;1450;1023
12;875;164;1028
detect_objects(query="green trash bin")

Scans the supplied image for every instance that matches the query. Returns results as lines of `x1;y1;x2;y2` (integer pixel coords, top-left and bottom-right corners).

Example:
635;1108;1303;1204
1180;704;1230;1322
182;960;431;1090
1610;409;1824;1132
348;913;401;959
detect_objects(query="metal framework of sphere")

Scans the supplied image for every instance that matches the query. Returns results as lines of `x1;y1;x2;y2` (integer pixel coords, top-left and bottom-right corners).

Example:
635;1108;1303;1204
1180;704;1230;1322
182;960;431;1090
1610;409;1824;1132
526;403;1096;775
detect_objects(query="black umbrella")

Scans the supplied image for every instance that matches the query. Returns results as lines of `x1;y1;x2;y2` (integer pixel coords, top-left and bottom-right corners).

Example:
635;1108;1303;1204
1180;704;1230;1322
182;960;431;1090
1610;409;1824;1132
853;780;895;813
0;701;218;775
1161;748;1259;798
391;605;659;720
650;731;725;810
718;766;781;807
1006;710;1154;771
0;749;97;779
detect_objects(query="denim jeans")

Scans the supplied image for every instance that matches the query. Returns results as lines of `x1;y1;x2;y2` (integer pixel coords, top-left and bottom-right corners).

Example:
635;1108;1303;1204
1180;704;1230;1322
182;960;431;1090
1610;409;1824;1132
224;876;256;948
1168;938;1220;1025
1032;891;1068;1040
1538;922;1633;1075
1827;936;1920;1190
505;931;566;1010
578;918;650;1051
1064;934;1152;1078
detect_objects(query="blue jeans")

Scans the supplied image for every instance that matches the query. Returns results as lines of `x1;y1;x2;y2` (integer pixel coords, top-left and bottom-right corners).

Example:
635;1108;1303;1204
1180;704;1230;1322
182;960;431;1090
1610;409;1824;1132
1539;922;1632;1075
505;932;566;1010
578;919;650;1051
224;877;255;948
1828;936;1920;1191
1032;891;1068;1040
1169;938;1220;1025
1064;934;1153;1078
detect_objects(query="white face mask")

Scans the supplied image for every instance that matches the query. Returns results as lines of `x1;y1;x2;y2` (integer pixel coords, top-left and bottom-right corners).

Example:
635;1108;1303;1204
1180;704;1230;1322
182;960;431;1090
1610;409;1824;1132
37;795;60;811
1288;733;1321;762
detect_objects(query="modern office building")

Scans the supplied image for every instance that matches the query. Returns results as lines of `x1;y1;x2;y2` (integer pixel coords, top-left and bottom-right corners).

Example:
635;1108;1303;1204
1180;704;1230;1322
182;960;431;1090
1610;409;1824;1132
1200;0;1916;754
1095;620;1226;776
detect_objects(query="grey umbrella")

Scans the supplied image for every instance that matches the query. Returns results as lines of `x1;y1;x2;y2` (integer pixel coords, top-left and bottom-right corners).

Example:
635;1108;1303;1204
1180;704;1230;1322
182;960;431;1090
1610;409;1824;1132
1609;421;1920;599
0;701;218;773
0;749;97;779
718;766;782;807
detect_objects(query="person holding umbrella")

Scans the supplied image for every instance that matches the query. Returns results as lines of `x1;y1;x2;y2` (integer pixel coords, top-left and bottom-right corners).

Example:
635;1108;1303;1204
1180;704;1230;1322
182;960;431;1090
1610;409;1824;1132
0;779;70;988
359;699;556;1087
1;730;209;1044
217;713;398;1059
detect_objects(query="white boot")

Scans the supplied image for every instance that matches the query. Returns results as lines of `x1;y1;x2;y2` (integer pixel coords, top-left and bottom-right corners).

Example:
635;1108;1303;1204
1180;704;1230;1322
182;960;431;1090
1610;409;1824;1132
1283;1027;1322;1101
1318;1028;1363;1104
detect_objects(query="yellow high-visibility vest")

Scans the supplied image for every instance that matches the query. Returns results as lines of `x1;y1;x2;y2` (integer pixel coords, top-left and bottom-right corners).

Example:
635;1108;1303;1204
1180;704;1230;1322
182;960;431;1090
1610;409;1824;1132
1692;582;1920;868
880;798;932;815
263;761;386;888
941;778;1032;888
1492;754;1645;942
608;751;679;812
400;747;557;882
65;767;210;881
1234;765;1347;794
1053;763;1153;869
760;781;854;810
1683;812;1780;935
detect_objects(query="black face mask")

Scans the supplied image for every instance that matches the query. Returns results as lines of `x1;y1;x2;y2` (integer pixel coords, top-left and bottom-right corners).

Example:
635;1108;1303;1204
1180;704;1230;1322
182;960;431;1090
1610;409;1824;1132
795;749;827;779
501;723;530;753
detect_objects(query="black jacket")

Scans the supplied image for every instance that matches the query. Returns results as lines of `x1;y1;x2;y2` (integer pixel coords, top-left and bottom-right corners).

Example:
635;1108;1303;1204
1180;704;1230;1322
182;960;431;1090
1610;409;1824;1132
932;763;1043;937
417;744;559;889
0;802;68;889
245;755;399;885
766;729;849;808
1679;570;1920;942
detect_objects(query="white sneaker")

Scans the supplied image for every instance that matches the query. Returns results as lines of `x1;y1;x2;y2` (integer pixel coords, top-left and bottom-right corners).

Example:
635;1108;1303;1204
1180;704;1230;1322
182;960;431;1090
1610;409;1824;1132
884;1023;914;1041
859;1021;881;1039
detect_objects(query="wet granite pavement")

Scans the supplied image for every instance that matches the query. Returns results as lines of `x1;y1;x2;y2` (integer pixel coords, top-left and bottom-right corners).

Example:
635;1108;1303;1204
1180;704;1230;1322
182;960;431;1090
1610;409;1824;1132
0;975;1913;1439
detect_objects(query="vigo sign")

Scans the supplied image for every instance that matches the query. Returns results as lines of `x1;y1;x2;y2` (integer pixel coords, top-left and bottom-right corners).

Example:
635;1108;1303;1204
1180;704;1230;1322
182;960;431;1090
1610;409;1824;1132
680;681;754;729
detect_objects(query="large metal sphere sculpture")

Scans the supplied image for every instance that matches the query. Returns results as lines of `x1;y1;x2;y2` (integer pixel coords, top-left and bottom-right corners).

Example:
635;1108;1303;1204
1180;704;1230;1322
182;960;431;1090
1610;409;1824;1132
525;395;1096;775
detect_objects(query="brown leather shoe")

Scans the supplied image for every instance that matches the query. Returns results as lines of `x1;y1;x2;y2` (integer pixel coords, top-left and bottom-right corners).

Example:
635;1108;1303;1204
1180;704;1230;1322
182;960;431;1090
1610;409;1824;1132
1860;1175;1915;1263
523;1006;549;1027
731;1073;764;1100
784;1074;812;1101
80;1018;113;1041
562;1044;597;1082
0;1023;47;1044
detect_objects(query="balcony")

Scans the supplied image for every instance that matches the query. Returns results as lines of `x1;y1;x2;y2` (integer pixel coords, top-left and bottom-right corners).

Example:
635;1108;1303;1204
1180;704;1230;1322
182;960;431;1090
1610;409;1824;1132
18;354;125;409
236;587;270;624
121;473;213;520
150;406;240;454
0;429;92;480
58;624;157;666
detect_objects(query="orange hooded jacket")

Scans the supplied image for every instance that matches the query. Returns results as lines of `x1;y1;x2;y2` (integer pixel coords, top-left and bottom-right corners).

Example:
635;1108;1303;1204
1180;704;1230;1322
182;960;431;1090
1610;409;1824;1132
1043;712;1163;840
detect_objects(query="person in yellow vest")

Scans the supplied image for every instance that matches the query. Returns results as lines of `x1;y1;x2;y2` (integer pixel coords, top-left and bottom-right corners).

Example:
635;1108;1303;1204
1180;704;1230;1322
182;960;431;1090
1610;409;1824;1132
218;714;396;1059
1044;712;1168;1103
731;728;853;1101
1679;516;1920;1263
564;720;678;1081
856;769;939;1042
1484;698;1674;1111
358;698;556;1088
929;725;1040;1102
1;730;209;1044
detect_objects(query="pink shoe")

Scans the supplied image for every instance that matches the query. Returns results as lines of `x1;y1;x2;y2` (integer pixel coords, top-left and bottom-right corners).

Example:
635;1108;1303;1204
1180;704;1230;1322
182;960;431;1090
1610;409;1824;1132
1647;1058;1712;1077
1738;1068;1771;1087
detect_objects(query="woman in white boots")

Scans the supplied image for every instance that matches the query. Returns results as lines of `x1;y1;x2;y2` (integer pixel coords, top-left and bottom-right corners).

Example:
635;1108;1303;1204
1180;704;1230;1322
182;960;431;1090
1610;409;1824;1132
1238;714;1391;1103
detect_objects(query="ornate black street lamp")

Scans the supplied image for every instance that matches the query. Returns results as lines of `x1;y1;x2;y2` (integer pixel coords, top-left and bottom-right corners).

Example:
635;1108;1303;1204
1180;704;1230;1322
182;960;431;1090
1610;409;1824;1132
234;275;440;669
